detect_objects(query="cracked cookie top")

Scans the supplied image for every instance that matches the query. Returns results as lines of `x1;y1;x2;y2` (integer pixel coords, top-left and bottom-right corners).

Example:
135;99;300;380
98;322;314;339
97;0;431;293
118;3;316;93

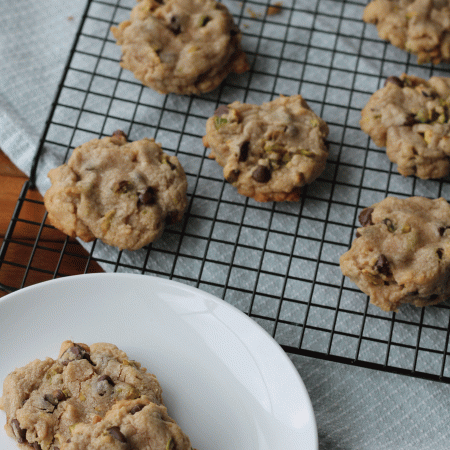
363;0;450;64
111;0;249;95
43;131;188;251
340;196;450;312
360;74;450;179
0;341;194;450
202;95;329;202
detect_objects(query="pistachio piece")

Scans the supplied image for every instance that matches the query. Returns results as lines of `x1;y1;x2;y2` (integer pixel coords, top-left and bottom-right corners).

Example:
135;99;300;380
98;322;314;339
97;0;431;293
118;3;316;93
415;109;428;123
214;116;228;129
298;148;315;158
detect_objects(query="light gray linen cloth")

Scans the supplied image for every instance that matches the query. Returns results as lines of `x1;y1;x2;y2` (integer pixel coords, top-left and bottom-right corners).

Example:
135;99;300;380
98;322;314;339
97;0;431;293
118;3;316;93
2;1;450;449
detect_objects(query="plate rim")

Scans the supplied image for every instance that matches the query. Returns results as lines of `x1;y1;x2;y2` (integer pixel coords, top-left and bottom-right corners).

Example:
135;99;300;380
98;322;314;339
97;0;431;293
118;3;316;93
0;273;318;449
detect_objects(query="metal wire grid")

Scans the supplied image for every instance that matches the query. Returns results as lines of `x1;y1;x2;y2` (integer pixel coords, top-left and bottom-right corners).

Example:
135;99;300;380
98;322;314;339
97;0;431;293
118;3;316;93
2;0;450;383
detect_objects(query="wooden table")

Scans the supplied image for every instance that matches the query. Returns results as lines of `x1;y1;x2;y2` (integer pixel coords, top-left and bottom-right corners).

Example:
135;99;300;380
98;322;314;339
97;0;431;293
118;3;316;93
0;150;102;297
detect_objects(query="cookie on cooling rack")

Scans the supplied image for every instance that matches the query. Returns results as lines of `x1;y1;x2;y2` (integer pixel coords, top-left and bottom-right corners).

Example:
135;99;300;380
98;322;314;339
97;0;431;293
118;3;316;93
363;0;450;64
360;74;450;179
0;341;194;450
43;131;188;251
110;0;249;95
202;95;329;202
340;196;450;312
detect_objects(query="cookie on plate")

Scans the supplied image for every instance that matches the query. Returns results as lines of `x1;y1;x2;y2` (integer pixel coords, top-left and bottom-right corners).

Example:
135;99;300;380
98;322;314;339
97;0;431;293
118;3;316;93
110;0;249;95
202;95;329;202
340;196;450;312
363;0;450;64
0;341;194;450
44;131;188;251
360;74;450;179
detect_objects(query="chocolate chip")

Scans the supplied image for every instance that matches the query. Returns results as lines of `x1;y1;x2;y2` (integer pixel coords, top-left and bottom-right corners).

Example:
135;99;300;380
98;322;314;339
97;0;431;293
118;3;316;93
44;390;66;406
439;226;450;236
429;294;439;301
239;141;250;162
230;23;239;36
403;113;418;126
199;15;211;26
355;230;361;238
98;375;114;385
165;211;179;225
11;419;27;444
108;427;127;443
31;443;41;450
60;344;93;366
358;207;374;227
138;187;157;206
374;255;391;276
384;76;404;88
112;130;127;141
252;165;271;183
168;15;181;35
226;169;240;183
383;218;396;232
214;105;229;116
437;248;444;259
115;180;133;194
97;375;115;396
130;404;145;415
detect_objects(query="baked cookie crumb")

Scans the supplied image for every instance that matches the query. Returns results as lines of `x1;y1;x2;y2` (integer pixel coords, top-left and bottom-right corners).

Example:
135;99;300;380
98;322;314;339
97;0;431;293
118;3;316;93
360;73;450;179
363;0;450;64
202;95;329;202
0;341;194;450
44;131;188;251
111;0;249;95
340;196;450;312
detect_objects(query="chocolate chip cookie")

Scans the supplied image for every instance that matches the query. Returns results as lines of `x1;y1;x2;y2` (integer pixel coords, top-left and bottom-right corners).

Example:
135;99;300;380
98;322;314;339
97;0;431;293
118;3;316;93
0;341;194;450
363;0;450;64
202;95;329;202
43;131;188;251
360;74;450;179
110;0;249;95
340;196;450;312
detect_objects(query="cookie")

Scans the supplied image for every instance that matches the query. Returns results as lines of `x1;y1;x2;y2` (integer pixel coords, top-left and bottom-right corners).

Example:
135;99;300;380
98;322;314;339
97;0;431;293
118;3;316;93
0;341;194;450
360;74;450;179
43;131;188;251
340;196;450;312
202;95;329;202
363;0;450;64
110;0;249;95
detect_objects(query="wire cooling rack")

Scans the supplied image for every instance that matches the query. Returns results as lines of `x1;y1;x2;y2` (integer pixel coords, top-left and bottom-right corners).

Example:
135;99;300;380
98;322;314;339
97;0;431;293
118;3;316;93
2;0;450;384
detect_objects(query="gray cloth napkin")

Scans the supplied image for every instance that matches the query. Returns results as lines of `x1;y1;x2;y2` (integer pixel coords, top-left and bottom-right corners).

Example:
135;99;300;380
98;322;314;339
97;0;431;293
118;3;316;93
2;1;450;449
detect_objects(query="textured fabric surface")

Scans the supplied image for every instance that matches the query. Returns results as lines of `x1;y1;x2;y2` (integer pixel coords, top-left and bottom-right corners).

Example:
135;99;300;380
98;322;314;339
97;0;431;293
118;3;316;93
2;1;450;449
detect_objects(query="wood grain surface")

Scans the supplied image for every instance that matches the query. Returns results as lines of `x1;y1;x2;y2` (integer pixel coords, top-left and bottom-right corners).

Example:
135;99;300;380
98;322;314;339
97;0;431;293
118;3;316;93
0;150;102;297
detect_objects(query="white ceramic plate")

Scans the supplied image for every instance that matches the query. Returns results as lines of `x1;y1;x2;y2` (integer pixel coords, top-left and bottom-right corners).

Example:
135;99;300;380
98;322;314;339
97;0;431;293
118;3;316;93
0;273;317;450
